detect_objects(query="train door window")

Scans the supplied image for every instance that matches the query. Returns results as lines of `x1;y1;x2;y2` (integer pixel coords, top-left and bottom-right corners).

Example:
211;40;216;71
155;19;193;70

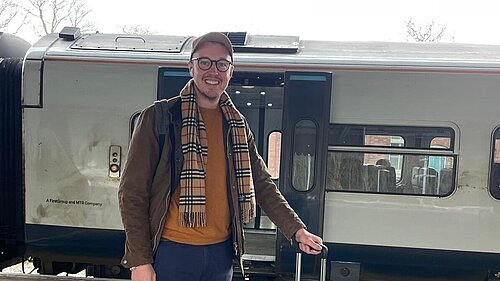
490;128;500;199
326;124;456;196
292;120;317;191
267;131;282;180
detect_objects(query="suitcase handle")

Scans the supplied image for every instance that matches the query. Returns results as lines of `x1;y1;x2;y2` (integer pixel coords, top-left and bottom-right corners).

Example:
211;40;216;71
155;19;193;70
293;237;329;281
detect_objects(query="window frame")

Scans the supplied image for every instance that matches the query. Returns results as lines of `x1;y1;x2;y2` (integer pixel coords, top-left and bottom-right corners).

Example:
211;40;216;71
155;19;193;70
291;119;319;192
489;127;500;199
326;123;457;197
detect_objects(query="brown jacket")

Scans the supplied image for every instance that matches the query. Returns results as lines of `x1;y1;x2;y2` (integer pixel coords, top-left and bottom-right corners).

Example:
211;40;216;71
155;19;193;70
118;97;306;269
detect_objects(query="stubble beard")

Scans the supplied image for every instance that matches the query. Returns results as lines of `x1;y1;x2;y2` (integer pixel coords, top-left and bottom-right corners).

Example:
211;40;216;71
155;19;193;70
199;89;221;103
194;83;224;106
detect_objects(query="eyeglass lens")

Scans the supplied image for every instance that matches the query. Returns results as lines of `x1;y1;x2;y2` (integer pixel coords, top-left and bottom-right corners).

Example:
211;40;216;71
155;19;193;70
195;57;231;72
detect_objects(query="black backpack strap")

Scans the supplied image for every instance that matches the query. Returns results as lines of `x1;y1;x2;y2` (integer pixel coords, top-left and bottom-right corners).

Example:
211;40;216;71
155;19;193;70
153;97;181;190
153;99;170;156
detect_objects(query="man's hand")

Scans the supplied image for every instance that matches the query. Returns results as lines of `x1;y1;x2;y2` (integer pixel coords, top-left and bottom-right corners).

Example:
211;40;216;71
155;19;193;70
294;228;323;255
131;264;156;281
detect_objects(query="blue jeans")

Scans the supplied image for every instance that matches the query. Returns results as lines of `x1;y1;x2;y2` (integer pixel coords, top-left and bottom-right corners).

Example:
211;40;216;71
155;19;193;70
153;239;233;281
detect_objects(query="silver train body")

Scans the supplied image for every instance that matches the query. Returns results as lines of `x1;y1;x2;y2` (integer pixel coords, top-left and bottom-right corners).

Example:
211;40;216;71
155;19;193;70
2;29;500;280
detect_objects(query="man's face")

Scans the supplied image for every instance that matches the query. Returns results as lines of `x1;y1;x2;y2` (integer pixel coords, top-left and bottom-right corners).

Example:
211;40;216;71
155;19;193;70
189;42;233;106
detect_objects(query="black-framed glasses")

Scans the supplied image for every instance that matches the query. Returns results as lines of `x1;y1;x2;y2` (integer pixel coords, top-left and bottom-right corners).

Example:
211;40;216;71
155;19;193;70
192;57;232;72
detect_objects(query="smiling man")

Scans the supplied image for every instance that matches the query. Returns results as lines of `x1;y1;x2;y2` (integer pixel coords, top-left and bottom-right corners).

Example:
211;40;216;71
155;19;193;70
118;32;323;281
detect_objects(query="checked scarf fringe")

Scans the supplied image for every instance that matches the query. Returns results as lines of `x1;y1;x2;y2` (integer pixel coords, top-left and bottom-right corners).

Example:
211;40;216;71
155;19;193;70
179;80;256;227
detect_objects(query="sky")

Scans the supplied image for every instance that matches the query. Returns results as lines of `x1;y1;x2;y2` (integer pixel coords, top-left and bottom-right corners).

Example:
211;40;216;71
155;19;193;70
13;0;500;45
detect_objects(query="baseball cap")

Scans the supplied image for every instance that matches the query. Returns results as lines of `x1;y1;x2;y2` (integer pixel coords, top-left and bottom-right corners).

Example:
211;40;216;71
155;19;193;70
190;32;234;61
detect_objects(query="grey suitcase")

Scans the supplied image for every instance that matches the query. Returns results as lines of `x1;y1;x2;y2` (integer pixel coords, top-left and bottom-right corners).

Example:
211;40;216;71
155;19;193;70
294;242;329;281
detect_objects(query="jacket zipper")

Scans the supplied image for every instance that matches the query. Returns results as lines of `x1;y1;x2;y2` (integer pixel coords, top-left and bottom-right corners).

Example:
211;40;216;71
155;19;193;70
226;127;237;254
226;126;246;275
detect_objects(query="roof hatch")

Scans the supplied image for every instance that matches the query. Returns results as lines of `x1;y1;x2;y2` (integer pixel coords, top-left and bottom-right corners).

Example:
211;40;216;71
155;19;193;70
70;33;189;53
223;32;300;54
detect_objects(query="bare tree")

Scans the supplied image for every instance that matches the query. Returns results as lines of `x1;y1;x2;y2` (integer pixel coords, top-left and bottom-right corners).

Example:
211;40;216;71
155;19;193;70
405;18;452;43
23;0;95;36
121;24;156;35
0;0;17;29
67;0;95;32
0;0;26;33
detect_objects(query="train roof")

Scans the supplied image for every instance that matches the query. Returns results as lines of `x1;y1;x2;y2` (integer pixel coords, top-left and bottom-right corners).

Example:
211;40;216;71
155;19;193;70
27;30;500;70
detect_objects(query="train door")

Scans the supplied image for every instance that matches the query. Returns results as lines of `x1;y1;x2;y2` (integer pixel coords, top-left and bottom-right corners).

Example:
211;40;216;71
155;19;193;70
276;72;332;276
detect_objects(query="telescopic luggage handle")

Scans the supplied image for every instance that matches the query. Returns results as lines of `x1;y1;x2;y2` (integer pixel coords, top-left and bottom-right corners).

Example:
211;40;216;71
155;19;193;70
294;238;329;281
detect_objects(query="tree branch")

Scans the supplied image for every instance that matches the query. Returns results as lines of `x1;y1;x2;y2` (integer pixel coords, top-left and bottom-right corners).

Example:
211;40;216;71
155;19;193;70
22;0;95;36
405;18;449;43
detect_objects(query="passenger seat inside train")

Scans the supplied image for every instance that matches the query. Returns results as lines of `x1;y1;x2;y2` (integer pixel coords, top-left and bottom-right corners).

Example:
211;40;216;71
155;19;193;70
338;156;397;193
411;167;453;195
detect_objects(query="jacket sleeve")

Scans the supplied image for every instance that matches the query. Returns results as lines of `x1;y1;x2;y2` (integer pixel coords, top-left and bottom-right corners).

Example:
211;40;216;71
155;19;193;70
118;105;159;267
246;123;306;240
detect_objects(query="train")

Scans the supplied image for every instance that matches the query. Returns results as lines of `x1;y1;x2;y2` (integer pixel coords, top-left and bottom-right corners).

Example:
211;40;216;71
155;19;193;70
2;27;500;280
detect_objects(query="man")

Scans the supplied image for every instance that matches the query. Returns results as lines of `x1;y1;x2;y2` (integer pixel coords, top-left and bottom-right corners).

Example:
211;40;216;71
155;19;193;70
119;32;323;281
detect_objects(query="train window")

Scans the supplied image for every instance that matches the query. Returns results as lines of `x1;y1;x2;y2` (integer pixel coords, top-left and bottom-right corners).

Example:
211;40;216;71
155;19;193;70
327;124;456;196
292;120;317;191
267;131;282;180
365;135;404;180
365;135;404;147
431;137;451;149
490;128;500;199
330;124;454;150
327;151;454;195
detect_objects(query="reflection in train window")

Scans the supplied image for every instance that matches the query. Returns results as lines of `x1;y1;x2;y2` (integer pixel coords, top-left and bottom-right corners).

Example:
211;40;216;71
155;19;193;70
329;124;454;150
267;131;282;180
292;120;317;191
431;137;451;149
365;135;404;180
326;151;454;195
327;124;456;196
490;128;500;199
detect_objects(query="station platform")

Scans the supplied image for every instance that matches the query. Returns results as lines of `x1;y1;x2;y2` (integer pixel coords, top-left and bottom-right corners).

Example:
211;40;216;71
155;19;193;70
0;274;123;281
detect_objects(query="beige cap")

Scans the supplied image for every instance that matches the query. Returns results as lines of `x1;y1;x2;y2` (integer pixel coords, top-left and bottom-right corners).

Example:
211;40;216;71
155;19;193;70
190;32;234;61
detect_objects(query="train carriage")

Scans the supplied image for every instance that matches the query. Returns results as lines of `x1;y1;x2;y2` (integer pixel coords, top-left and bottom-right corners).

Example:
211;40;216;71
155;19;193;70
2;28;500;280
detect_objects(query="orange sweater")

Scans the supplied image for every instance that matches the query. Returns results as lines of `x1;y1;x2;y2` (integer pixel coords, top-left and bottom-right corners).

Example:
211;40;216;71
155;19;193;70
161;107;230;245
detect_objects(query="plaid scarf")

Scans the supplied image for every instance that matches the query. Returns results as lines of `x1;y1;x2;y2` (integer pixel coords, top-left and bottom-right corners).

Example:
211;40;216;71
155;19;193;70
179;80;256;227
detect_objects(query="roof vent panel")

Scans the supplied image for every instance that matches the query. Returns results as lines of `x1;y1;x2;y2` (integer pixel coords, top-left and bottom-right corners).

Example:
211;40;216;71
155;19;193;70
225;32;248;46
70;33;189;53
